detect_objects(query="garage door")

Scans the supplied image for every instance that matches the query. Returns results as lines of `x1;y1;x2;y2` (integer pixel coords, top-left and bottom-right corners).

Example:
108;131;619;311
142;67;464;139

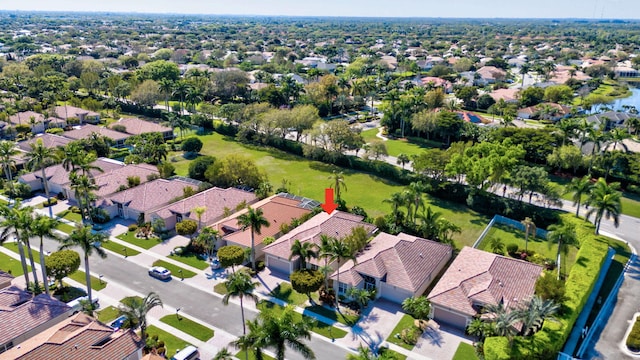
267;256;291;275
380;283;410;304
432;306;468;329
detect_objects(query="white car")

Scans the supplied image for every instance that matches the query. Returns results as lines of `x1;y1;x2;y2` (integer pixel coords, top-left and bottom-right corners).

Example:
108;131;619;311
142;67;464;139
148;266;172;280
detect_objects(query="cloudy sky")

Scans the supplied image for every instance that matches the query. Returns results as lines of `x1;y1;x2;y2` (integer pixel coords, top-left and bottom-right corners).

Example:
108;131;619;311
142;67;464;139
1;0;636;19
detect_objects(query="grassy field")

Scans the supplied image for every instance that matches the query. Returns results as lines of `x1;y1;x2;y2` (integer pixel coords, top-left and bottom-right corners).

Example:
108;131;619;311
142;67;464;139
101;240;141;257
146;325;191;359
0;251;29;276
160;314;214;342
117;231;164;250
168;252;209;270
386;314;417;351
453;343;479;360
361;128;442;157
213;282;227;295
269;282;318;306
152;260;197;279
56;222;75;234
97;305;120;323
258;302;347;339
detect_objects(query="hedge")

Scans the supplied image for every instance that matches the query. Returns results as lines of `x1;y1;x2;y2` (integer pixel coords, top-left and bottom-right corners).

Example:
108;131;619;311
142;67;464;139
626;316;640;351
484;214;609;359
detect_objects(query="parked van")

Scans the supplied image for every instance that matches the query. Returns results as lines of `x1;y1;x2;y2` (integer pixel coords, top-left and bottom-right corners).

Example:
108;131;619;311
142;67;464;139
171;345;199;360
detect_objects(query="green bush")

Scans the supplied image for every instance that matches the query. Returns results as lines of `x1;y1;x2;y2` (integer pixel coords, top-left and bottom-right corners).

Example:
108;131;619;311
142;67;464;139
400;326;421;345
217;245;245;269
128;224;138;232
46;127;64;135
42;198;58;207
70;206;82;214
290;269;323;298
506;243;518;255
627;317;640;351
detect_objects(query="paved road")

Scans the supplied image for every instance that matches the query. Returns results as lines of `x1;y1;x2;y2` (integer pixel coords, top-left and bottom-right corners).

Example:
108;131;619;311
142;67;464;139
37;237;350;360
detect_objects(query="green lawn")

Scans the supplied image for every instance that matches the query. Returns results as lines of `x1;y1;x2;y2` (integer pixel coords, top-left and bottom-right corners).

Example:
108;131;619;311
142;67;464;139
152;260;197;279
97;305;120;323
56;222;75;234
236;349;276;360
168;252;209;270
101;241;141;257
68;270;108;291
258;302;347;339
56;209;83;223
304;304;359;326
453;343;479;360
160;314;214;342
121;295;143;306
0;251;29;276
213;282;228;295
269;282;318;306
146;325;191;359
117;231;163;250
386;314;417;351
361;128;442;157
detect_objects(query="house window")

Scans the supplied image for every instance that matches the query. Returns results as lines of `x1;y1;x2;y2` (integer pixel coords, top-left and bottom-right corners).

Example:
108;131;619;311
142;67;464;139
362;274;376;291
338;282;347;295
176;214;183;223
310;264;318;271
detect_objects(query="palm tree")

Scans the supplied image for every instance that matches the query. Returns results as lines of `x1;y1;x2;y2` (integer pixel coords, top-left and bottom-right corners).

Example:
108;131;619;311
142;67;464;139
0;201;36;286
328;170;347;202
58;141;84;173
565;176;593;217
396;153;410;169
436;218;461;244
193;206;206;231
383;192;405;226
328;237;356;303
70;173;99;224
237;207;271;270
585;178;622;234
347;344;396;360
417;206;442;240
31;214;61;296
483;303;520;342
73;152;103;178
0;140;18;197
521;217;536;253
234;305;316;360
59;225;107;304
222;271;259;336
317;235;336;290
547;223;579;279
158;78;174;112
25;139;55;217
519;63;530;86
185;86;204;112
118;292;163;341
289;239;318;270
213;348;234;360
517;295;559;336
172;80;191;115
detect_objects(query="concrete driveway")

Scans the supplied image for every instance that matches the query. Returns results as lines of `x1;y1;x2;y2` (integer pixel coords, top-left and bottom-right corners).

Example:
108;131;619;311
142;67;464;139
339;299;405;352
412;322;474;360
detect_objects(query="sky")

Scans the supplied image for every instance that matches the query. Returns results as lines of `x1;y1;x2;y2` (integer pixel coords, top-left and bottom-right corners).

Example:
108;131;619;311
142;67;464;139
2;0;639;19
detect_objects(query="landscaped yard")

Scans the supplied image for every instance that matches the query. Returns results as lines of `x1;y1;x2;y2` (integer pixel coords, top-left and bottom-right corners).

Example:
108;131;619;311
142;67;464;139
117;231;163;250
258;302;347;339
304;304;359;326
453;342;479;360
68;270;108;291
236;349;276;360
213;282;227;295
168;252;209;270
160;314;214;342
56;209;83;223
0;251;29;276
56;222;75;234
96;305;120;323
146;325;191;359
386;314;417;351
152;260;197;279
361;128;442;157
269;282;318;306
101;240;141;257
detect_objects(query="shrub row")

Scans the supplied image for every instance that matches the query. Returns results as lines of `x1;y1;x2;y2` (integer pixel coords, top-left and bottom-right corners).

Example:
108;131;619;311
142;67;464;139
627;317;640;351
484;215;609;359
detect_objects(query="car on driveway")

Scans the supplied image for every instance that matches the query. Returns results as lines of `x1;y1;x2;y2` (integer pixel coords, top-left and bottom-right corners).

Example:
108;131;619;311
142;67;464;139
148;266;172;280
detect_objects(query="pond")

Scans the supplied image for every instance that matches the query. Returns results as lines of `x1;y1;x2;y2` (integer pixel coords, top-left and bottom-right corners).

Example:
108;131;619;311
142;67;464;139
592;87;640;113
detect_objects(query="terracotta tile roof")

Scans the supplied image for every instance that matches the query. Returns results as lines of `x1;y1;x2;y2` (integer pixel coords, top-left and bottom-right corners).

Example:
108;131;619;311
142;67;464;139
3;313;144;360
217;194;313;248
427;247;542;317
53;105;99;120
331;232;452;292
153;187;257;226
18;158;125;190
18;133;71;152
111;117;172;136
517;102;571;117
476;66;507;80
103;178;199;213
262;210;376;261
63;124;131;142
90;163;159;199
8;111;47;126
489;88;519;102
0;270;14;290
0;286;71;346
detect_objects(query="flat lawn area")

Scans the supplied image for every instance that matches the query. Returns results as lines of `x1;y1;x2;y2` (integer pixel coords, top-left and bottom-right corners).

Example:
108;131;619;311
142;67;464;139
477;223;578;274
101;241;141;257
361;128;442;157
56;209;83;223
386;314;417;351
453;342;479;360
259;302;347;339
0;251;29;276
213;282;227;295
97;305;120;323
236;350;276;360
160;314;214;342
68;270;107;291
117;231;163;250
304;304;359;326
269;282;318;306
56;222;75;234
152;260;197;279
121;296;143;306
146;325;191;359
168;252;209;270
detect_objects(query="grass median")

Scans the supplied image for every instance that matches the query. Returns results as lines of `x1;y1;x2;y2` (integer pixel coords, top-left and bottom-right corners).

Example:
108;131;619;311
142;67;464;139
160;314;214;342
152;260;197;279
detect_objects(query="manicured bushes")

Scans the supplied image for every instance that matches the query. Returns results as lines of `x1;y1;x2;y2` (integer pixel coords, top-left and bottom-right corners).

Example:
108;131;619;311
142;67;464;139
627;317;640;351
42;198;58;207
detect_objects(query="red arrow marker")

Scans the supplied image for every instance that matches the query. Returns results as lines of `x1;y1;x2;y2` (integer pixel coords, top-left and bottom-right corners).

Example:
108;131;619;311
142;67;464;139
321;188;338;214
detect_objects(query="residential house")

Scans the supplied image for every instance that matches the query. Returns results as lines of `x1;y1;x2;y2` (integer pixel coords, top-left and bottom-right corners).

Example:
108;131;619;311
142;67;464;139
216;194;316;260
549;65;591;84
517;102;571;121
379;55;398;70
110;117;174;140
263;210;376;275
150;186;257;231
0;313;144;360
488;88;520;104
0;286;72;354
427;247;542;329
19;158;126;196
101;178;199;221
8;111;47;134
420;77;453;93
330;232;452;303
53;105;100;124
0;271;13;290
586;111;638;131
62;124;131;148
614;66;639;78
18;133;71;152
475;66;507;86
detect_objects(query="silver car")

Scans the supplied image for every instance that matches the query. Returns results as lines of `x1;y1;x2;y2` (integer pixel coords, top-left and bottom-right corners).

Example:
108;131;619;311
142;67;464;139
148;266;172;280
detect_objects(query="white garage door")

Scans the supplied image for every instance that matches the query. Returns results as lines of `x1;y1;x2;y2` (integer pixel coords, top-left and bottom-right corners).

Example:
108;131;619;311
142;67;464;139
432;306;468;329
267;256;291;275
380;283;411;304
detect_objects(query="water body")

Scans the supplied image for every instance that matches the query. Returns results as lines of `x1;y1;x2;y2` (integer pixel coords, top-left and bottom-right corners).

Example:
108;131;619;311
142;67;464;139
608;87;640;111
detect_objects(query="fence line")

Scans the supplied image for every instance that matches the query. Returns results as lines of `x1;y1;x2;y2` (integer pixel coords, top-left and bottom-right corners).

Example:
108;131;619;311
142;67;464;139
473;214;549;249
472;216;496;248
